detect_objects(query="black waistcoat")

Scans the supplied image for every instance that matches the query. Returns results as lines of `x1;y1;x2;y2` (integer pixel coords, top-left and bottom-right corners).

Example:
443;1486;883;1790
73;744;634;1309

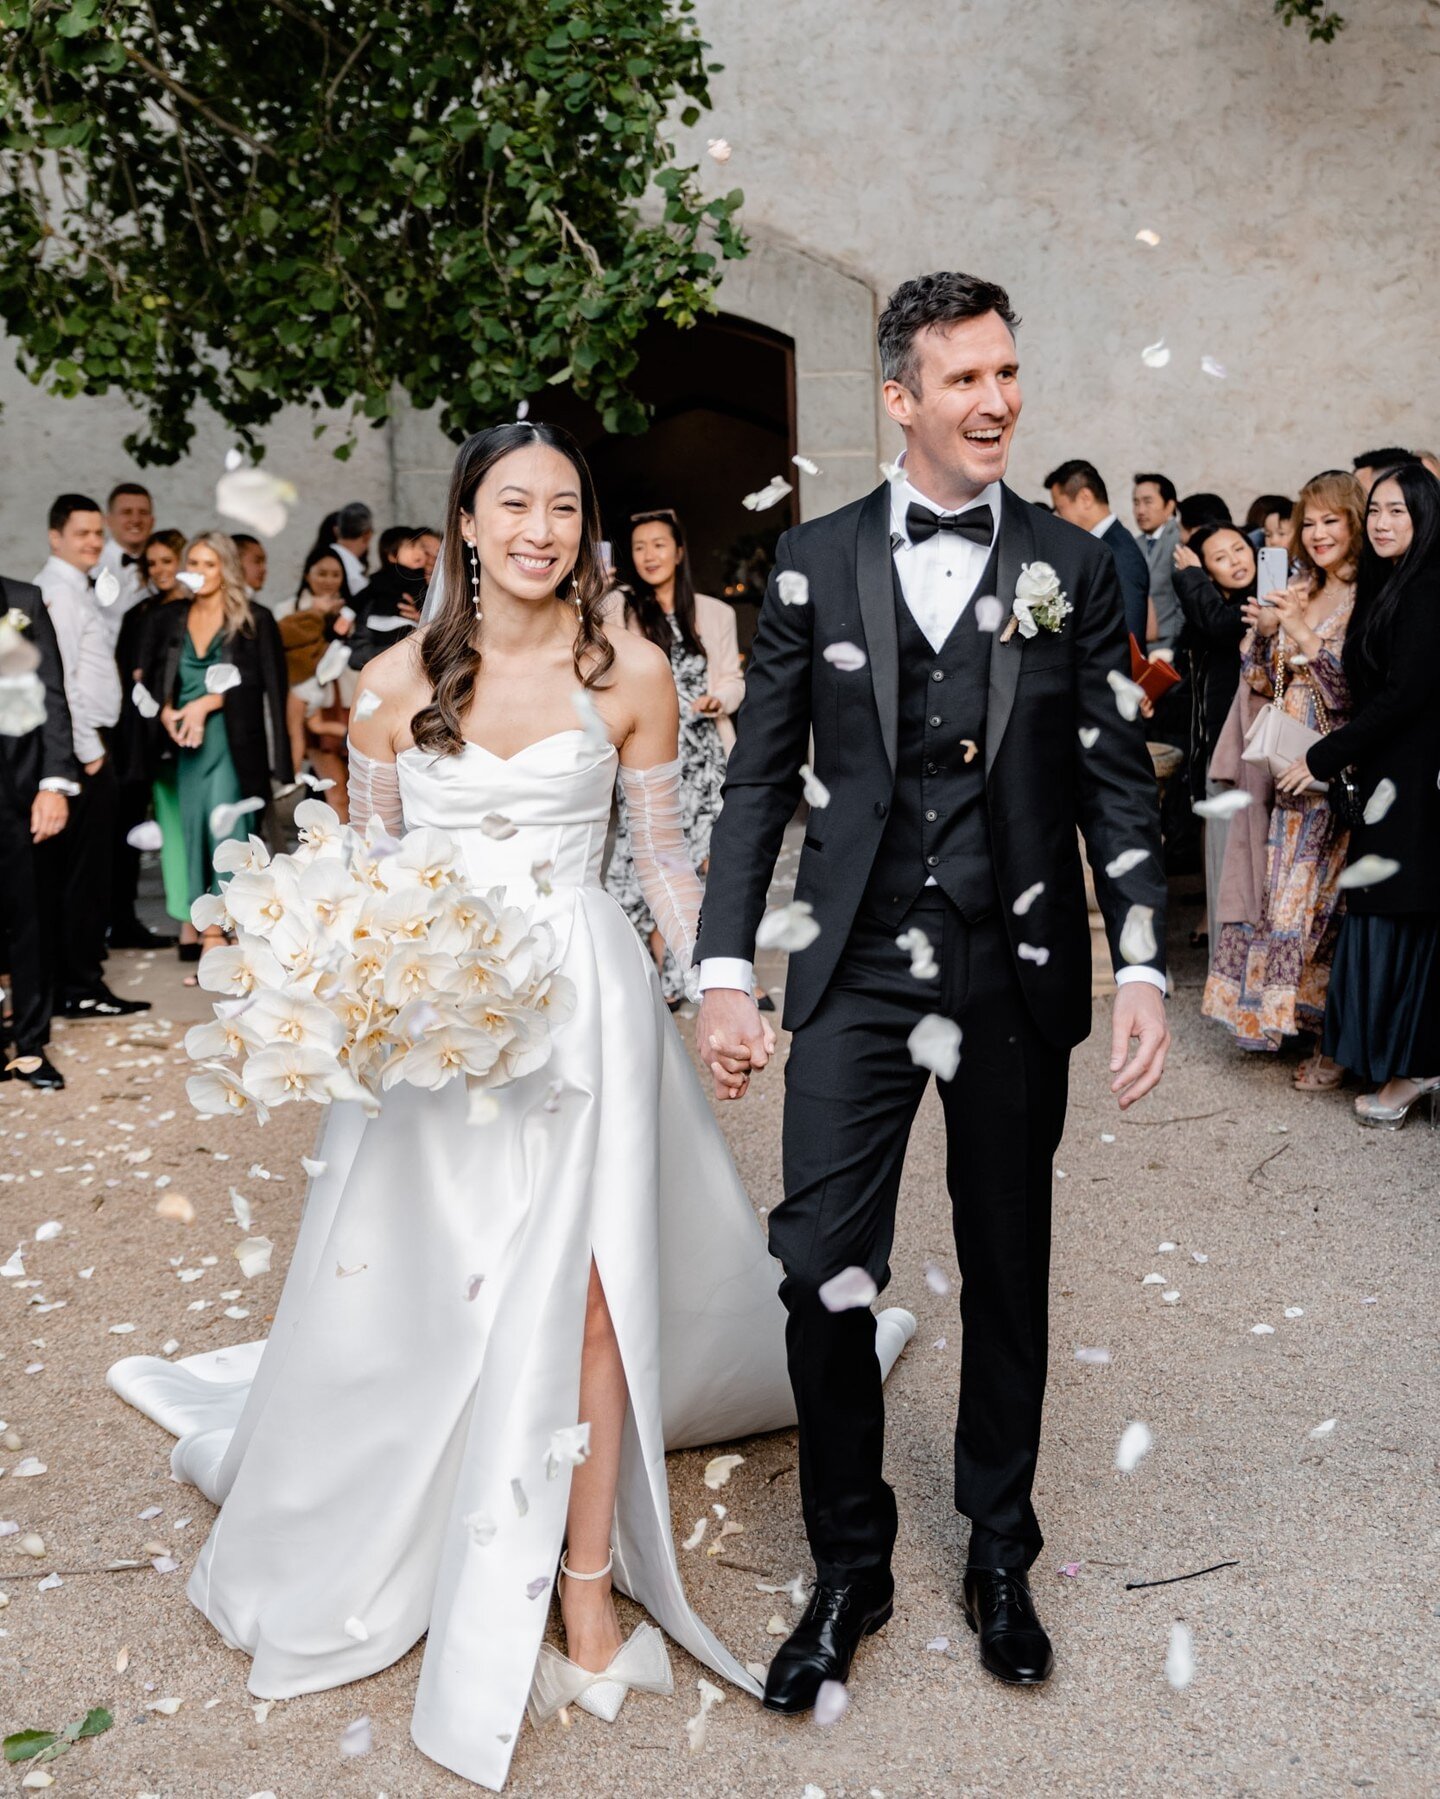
861;553;1000;926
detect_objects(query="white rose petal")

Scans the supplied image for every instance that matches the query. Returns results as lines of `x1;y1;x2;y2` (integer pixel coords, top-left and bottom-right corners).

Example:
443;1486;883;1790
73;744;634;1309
1135;228;1161;247
480;813;517;840
815;1679;849;1726
792;454;820;475
1165;1620;1195;1689
1012;881;1045;916
175;570;205;593
234;1236;273;1278
756;900;821;953
1284;1306;1305;1319
1193;789;1252;820
205;662;241;695
344;1615;369;1640
1141;1272;1165;1285
1017;942;1050;966
11;1457;46;1477
1107;668;1147;722
216;466;298;539
776;569;809;607
907;1014;961;1080
703;1454;745;1490
1200;355;1227;380
1106;848;1149;878
301;1156;327;1178
209;796;265;838
1308;1418;1337;1439
109;1322;137;1334
682;1517;707;1549
0;673;47;737
464;1509;497;1546
93;566;121;608
800;763;830;809
1115;1421;1153;1472
131;681;160;719
543;1421;591;1479
1074;1346;1111;1366
353;690;382;722
1161;1290;1180;1304
705;136;732;163
146;1696;183;1714
896;926;938;980
1078;726;1100;749
339;1715;372;1758
822;640;867;672
974;595;1005;633
1337;855;1400;890
570;686;612;756
818;1266;879;1313
1250;1323;1275;1335
1141;338;1171;369
1119;903;1157;965
34;1219;62;1242
684;1676;725;1755
744;476;793;513
126;820;164;852
1362;778;1397;824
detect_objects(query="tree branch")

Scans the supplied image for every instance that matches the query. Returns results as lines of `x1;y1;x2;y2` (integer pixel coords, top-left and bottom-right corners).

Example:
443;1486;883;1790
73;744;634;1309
121;47;277;160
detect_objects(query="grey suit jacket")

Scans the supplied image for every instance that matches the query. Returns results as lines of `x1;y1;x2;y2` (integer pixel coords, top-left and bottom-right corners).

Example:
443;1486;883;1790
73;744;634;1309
1136;516;1182;647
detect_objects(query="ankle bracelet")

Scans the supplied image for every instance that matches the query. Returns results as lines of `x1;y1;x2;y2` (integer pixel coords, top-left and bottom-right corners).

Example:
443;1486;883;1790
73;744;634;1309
559;1552;613;1582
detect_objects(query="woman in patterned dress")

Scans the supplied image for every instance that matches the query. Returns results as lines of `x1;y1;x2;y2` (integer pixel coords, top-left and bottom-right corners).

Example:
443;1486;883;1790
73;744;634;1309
604;509;744;1006
1203;470;1364;1085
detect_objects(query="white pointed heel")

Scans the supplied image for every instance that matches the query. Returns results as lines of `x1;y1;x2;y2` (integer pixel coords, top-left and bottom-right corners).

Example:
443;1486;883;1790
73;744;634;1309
526;1557;674;1728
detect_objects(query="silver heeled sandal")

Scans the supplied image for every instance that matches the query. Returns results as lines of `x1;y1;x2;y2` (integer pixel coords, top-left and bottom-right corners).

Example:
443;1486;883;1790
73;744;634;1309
526;1554;673;1727
1354;1076;1440;1130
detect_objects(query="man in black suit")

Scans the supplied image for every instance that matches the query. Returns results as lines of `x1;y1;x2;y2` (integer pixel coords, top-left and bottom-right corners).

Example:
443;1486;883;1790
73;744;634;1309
0;576;81;1089
694;272;1169;1710
1045;459;1152;647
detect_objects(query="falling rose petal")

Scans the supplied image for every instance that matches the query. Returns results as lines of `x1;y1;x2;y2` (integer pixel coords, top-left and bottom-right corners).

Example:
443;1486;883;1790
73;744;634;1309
684;1676;725;1754
1075;1346;1111;1366
1058;1560;1082;1577
1250;1323;1275;1335
126;819;164;852
1135;228;1162;247
526;1576;550;1600
1107;668;1147;721
1119;903;1157;965
1362;778;1397;825
0;1247;25;1278
705;137;732;163
570;686;612;756
959;738;979;764
1115;1420;1153;1472
792;454;820;475
209;796;264;838
511;1478;528;1516
683;1517;707;1550
339;1714;372;1757
234;1236;273;1278
1200;355;1227;380
776;569;810;607
151;1554;179;1573
1017;943;1050;966
11;1456;46;1477
175;569;205;593
93;566;121;608
1338;855;1400;891
531;858;555;896
1141;338;1171;369
756;900;821;953
799;763;831;809
1161;1290;1180;1304
1105;848;1149;878
34;1219;62;1242
822;640;867;672
819;1265;879;1312
1193;788;1252;820
907;1014;961;1080
743;476;793;513
131;681;160;719
204;662;241;696
1078;725;1100;749
896;926;939;980
353;689;382;722
544;1421;592;1479
216;466;298;539
464;1273;485;1302
974;595;1005;633
879;459;906;485
925;1634;950;1652
1284;1306;1305;1319
815;1679;849;1726
301;1156;327;1178
923;1260;951;1295
1012;881;1044;916
463;1510;497;1546
1165;1621;1195;1689
480;813;518;840
1309;1418;1337;1439
704;1453;745;1490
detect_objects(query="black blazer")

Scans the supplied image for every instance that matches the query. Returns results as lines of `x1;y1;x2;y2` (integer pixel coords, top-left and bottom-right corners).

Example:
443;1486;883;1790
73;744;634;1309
0;574;80;806
140;601;294;800
1099;516;1153;646
697;483;1168;1046
1307;578;1440;915
1173;565;1247;800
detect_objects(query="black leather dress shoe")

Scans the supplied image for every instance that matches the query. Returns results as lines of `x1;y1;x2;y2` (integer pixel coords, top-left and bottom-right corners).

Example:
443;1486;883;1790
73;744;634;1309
962;1567;1053;1685
8;1053;65;1091
60;984;151;1019
762;1573;894;1714
109;919;178;950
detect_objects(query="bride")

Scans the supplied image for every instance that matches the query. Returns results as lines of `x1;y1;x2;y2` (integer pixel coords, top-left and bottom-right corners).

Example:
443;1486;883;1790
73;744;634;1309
109;421;914;1791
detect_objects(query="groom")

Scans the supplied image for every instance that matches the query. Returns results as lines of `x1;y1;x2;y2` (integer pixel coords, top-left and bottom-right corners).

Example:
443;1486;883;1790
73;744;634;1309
694;271;1170;1708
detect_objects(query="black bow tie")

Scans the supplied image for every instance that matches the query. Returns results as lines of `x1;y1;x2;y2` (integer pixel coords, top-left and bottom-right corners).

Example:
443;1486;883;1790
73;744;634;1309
905;502;994;548
121;553;142;567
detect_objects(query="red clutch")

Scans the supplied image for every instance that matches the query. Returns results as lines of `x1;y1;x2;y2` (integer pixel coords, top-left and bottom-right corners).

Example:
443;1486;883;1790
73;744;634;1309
1129;634;1182;702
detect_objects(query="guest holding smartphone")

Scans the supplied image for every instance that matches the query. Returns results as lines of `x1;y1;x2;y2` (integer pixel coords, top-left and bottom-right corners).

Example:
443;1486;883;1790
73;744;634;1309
1276;463;1440;1126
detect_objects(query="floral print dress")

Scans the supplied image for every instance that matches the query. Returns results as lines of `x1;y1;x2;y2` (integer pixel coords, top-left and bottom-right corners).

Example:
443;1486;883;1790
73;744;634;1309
1203;595;1353;1049
606;612;728;1003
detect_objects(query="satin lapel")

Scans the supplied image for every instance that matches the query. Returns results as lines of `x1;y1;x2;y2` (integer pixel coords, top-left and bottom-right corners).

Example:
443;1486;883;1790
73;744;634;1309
855;483;900;775
985;484;1036;779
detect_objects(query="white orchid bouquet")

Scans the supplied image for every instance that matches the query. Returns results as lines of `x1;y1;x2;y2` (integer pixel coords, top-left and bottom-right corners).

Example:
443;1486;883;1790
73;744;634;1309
184;800;575;1125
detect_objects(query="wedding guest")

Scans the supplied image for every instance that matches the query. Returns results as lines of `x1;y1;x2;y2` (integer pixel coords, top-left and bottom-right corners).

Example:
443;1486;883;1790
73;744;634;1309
329;501;374;595
347;528;429;670
1203;470;1364;1084
1244;493;1291;549
1133;472;1181;647
605;507;744;1006
1173;524;1253;946
108;526;191;953
1261;497;1293;548
1045;460;1150;644
33;495;144;1018
0;571;79;1088
1179;492;1231;543
94;481;156;643
1283;463;1440;1127
232;534;269;604
141;532;290;977
1417;449;1440;481
1351;447;1417;495
415;527;441;581
278;545;352;803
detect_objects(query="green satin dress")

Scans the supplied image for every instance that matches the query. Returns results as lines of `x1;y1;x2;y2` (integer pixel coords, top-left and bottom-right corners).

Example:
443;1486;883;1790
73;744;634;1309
152;629;247;923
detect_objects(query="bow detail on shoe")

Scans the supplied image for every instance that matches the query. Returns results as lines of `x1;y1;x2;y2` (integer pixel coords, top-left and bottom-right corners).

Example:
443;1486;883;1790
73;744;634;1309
527;1622;674;1726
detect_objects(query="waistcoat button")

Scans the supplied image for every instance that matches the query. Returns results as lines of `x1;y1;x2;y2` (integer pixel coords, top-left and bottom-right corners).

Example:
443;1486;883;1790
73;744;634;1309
925;809;938;822
931;669;945;682
926;761;939;775
926;855;940;868
874;800;887;818
929;715;942;728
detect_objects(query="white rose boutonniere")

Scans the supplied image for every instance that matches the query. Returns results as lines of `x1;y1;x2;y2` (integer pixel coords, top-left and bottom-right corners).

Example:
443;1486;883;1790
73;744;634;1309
1002;562;1072;642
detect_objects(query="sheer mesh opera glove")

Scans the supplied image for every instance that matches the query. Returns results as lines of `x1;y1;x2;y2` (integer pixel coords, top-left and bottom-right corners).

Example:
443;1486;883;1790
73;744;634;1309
347;742;405;836
618;758;704;999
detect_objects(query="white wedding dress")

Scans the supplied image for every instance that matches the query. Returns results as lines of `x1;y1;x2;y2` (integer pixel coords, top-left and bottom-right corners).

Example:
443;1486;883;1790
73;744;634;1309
108;725;915;1791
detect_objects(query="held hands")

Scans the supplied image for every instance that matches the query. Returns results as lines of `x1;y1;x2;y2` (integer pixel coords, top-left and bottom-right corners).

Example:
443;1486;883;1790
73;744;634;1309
1109;981;1170;1110
695;987;776;1101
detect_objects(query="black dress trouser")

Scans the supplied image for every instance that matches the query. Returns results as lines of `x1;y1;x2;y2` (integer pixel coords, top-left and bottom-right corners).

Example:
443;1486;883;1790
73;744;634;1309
36;756;115;1002
772;889;1069;1582
0;795;51;1054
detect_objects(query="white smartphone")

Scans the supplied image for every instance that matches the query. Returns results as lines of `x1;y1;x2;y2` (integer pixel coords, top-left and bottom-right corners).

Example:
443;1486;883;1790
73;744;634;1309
1256;547;1288;600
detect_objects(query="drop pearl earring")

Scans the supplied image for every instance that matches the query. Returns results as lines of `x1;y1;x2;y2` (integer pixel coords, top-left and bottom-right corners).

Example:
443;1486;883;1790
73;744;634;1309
469;543;482;622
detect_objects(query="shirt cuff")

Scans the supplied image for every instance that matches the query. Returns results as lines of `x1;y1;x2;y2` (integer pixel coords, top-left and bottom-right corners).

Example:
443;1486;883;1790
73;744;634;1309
38;776;81;797
697;957;755;994
1115;965;1168;995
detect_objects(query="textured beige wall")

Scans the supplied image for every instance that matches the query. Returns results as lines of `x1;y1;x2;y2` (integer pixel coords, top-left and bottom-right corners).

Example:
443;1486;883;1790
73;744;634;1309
1;0;1435;591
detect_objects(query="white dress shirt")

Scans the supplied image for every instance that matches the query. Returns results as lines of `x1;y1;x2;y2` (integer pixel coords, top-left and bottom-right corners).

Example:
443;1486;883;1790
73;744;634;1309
1089;512;1116;540
94;536;148;646
33;555;123;766
333;543;370;596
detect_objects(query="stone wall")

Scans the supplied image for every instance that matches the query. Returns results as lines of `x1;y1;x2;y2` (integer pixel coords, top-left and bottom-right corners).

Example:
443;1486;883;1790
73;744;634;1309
1;0;1434;592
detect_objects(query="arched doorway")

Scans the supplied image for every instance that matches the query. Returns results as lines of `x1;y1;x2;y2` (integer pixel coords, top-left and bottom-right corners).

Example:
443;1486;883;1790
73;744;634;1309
540;313;796;650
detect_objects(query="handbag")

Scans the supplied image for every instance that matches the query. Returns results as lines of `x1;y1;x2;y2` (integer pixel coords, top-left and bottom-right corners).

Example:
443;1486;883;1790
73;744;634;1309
1240;632;1328;792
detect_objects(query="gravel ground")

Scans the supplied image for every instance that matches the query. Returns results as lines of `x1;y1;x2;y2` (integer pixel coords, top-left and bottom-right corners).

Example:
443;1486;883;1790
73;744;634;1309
2;880;1437;1799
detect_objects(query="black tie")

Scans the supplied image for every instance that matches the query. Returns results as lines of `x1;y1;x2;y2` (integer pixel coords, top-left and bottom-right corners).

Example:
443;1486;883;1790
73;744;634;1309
121;553;142;568
905;501;994;547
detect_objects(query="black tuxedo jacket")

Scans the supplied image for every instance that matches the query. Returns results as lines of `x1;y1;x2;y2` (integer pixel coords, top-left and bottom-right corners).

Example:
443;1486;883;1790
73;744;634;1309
0;574;80;809
1099;515;1153;646
696;482;1167;1047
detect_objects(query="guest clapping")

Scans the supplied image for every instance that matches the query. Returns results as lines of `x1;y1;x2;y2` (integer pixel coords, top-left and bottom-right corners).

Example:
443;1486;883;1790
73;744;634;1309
140;532;290;977
1280;463;1440;1126
1203;471;1364;1084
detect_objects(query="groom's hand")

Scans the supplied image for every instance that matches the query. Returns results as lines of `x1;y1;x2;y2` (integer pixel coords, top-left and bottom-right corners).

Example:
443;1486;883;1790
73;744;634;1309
1109;981;1170;1110
696;988;772;1102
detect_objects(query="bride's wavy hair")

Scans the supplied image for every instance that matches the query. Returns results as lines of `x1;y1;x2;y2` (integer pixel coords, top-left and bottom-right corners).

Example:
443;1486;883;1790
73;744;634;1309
411;422;615;756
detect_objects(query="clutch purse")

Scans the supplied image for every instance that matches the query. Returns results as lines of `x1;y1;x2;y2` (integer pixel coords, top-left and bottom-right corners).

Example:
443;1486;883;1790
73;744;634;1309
1128;634;1182;703
1239;636;1328;792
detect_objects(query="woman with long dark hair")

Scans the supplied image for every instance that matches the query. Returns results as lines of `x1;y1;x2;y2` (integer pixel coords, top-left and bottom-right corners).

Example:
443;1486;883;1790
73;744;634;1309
1277;462;1440;1124
108;420;915;1788
605;508;744;1005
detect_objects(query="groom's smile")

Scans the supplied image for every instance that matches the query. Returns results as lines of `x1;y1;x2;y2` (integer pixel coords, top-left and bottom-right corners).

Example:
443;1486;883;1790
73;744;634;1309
882;308;1023;504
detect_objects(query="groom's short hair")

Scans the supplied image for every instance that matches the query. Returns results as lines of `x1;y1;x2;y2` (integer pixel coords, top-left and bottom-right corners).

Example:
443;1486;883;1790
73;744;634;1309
878;272;1020;394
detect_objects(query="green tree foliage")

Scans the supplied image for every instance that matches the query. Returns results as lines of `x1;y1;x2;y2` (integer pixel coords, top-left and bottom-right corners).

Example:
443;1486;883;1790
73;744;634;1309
0;1;745;463
1274;0;1346;43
